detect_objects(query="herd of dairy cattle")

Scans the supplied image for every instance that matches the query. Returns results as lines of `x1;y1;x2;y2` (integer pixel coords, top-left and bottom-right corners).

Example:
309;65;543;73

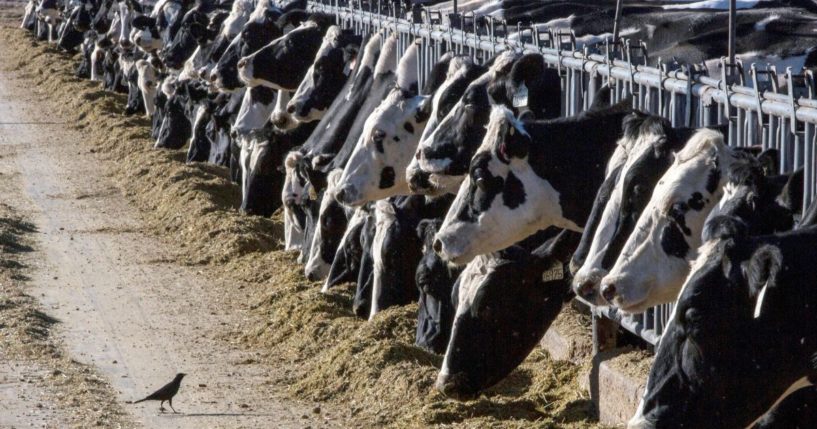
19;0;817;426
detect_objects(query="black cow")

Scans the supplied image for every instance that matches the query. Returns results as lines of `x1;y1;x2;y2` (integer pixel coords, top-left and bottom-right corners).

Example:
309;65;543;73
753;386;817;429
435;228;581;399
629;225;817;429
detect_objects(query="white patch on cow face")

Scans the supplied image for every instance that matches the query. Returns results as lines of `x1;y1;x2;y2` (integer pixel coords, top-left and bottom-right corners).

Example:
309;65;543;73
306;169;344;282
271;90;297;131
130;26;162;53
573;128;666;305
116;1;134;49
282;151;307;252
136;59;158;117
288;26;346;123
435;107;573;265
220;0;254;40
369;200;397;320
437;254;495;379
338;90;428;206
90;43;105;82
233;87;274;136
180;45;207;79
601;129;731;313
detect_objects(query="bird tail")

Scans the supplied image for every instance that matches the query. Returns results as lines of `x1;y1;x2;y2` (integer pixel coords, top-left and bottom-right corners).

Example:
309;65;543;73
132;398;147;404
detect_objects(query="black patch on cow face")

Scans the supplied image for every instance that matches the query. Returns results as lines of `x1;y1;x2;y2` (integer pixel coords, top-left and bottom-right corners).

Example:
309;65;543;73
244;24;325;90
502;171;526;209
414;108;429;124
403;122;414;134
688;192;705;211
706;168;720;194
660;222;690;258
669;202;692;236
456;153;505;223
392;136;400;142
379;167;395;189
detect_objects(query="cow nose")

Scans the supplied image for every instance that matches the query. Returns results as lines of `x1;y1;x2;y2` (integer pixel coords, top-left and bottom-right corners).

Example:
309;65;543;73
577;280;600;301
433;238;443;254
237;58;247;69
601;283;617;303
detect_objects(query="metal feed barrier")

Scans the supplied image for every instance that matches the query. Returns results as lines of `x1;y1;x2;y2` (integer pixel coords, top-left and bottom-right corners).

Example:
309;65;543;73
306;0;817;346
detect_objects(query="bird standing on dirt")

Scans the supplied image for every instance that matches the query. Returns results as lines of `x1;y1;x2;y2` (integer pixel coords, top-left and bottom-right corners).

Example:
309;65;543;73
133;373;186;413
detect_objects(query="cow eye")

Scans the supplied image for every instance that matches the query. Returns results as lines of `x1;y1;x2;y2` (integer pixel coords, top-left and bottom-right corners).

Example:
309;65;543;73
372;129;386;142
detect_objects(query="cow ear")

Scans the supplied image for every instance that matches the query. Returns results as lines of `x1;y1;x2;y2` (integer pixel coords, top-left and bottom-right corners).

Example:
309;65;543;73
510;54;546;86
746;244;783;318
757;148;779;176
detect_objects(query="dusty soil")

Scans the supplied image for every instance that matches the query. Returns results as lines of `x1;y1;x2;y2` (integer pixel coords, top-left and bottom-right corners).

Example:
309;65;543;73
0;7;616;428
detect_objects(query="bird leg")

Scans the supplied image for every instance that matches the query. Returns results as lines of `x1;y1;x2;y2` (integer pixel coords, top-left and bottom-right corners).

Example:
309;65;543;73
169;398;178;414
159;400;166;413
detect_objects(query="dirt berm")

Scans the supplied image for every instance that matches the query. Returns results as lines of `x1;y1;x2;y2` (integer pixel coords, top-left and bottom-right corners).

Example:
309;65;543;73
0;26;608;428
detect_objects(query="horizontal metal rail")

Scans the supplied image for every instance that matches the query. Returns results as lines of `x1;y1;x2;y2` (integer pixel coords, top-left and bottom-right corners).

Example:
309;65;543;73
307;0;817;346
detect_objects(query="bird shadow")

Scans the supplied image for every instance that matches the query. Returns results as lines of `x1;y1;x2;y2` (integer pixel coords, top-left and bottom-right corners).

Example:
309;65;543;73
161;412;282;418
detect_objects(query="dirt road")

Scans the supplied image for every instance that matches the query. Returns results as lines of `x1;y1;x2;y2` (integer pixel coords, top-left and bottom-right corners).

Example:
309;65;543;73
0;56;342;429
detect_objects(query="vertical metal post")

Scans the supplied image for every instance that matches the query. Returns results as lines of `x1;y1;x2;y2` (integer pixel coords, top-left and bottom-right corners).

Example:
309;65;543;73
728;0;736;64
453;0;458;15
612;0;624;43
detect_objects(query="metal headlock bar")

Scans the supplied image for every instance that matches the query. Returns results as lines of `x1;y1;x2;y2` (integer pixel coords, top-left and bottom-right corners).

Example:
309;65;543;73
307;0;817;346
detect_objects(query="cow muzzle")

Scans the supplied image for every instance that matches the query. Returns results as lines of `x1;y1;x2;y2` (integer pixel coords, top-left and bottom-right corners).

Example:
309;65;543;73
434;372;477;401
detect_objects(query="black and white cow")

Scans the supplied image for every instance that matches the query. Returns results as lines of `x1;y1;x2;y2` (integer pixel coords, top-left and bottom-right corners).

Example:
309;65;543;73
598;131;786;313
336;41;427;205
628;226;817;429
571;113;700;305
159;3;214;70
285;26;361;123
210;7;308;92
433;100;632;265
304;169;352;280
435;228;580;399
405;54;487;195
237;13;332;90
407;51;561;197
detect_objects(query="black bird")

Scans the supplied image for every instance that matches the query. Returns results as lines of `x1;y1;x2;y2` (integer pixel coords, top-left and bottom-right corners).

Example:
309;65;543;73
133;373;186;413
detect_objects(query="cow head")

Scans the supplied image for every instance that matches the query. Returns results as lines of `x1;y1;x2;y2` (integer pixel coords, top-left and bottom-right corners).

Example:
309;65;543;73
322;206;370;293
161;7;212;70
408;54;509;197
130;15;163;52
336;42;428;206
703;150;795;242
135;58;159;117
305;169;350;281
232;86;277;136
286;26;361;123
433;106;580;265
629;233;817;429
210;8;302;92
600;129;733;313
435;229;580;400
572;113;694;305
237;13;331;90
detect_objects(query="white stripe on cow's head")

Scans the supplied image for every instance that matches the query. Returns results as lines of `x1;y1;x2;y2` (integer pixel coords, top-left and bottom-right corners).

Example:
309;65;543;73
433;106;571;265
572;114;676;305
336;42;428;206
599;128;733;313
